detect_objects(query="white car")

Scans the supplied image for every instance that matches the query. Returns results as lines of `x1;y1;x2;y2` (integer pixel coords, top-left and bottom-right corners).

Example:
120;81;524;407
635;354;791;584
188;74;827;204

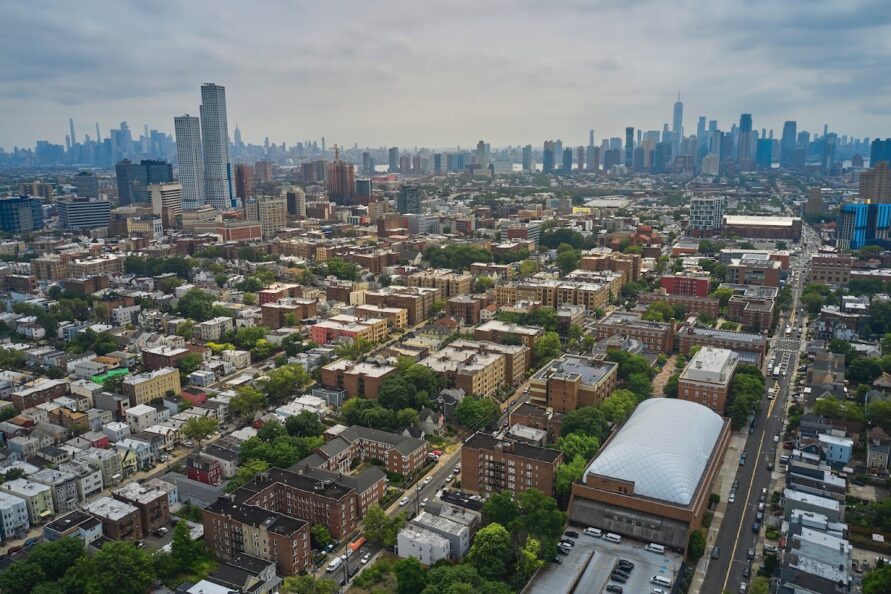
420;498;428;507
773;435;780;443
729;493;736;503
360;552;372;565
399;497;409;506
423;476;433;485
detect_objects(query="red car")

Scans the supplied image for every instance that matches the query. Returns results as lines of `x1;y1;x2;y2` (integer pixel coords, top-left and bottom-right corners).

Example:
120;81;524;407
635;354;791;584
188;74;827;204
432;450;443;456
7;545;24;555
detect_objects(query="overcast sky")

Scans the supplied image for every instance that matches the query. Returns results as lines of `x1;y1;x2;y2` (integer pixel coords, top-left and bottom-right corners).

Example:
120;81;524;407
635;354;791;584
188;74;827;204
2;0;890;150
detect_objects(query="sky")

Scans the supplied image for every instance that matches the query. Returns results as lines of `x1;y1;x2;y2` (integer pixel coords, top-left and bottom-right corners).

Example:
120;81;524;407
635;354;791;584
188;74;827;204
1;0;890;150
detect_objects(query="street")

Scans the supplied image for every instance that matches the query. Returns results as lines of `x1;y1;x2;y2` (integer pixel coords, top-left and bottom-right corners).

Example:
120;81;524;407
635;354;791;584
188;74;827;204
700;228;817;594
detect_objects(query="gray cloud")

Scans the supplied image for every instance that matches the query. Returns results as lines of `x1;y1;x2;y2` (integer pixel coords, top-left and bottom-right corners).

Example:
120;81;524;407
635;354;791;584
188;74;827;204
0;0;889;149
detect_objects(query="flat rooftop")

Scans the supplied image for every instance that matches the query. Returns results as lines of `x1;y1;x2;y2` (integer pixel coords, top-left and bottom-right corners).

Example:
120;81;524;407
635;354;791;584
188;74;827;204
533;354;617;386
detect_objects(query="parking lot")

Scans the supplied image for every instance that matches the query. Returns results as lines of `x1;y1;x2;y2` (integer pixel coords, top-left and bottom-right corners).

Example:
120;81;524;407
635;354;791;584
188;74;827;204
527;533;682;594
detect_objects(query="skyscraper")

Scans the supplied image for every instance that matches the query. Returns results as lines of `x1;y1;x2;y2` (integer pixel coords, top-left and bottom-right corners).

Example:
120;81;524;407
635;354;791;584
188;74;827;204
542;141;556;174
0;196;43;233
388;147;400;173
476;140;486;165
625;127;634;168
522;145;532;172
561;148;573;175
589;129;595;147
150;182;183;229
174;115;205;210
780;121;797;168
871;138;891;166
397;185;423;214
69;118;76;151
737;114;754;168
234;164;254;200
199;83;233;210
672;92;683;139
326;147;356;205
74;171;99;199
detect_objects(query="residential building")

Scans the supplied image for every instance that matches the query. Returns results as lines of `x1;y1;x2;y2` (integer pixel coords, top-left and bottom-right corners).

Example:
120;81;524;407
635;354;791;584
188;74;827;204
57;197;111;230
174;115;205;209
43;510;102;546
808;253;854;286
419;345;505;399
593;312;675;353
122;367;181;406
320;359;396;399
461;432;563;497
397;526;450;565
528;354;618;412
85;496;142;541
474;319;542;349
726;254;782;287
113;482;171;534
201;83;233;210
678;347;739;414
0;478;54;524
245;195;287;238
0;196;44;233
688;195;725;236
0;491;29;540
150;182;183;229
660;273;710;297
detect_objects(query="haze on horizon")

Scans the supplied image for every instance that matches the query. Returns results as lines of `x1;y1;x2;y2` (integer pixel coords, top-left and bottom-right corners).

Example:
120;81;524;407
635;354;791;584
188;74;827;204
1;0;890;150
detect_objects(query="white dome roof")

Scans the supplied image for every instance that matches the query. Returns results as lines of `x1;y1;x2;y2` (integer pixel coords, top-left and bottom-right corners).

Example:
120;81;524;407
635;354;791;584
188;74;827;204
584;399;724;506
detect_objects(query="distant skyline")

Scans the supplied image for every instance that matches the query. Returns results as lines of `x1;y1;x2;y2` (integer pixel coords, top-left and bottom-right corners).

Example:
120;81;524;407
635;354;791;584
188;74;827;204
1;0;890;150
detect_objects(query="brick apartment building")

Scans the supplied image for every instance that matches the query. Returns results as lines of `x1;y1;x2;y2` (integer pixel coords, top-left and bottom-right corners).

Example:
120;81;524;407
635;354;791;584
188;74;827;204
677;347;739;414
320;359;396;399
365;286;441;326
808;253;855;287
528;354;618;412
593;312;676;353
660;274;710;297
509;403;564;443
461;432;563;497
261;298;318;329
678;326;767;366
113;482;171;534
638;292;721;318
314;425;428;477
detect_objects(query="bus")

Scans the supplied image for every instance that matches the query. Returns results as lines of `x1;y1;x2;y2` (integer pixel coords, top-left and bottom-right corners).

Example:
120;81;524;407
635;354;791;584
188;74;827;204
772;365;781;379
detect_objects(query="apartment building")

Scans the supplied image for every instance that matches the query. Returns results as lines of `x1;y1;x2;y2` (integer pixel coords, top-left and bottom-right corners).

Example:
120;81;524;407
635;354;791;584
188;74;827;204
42;510;102;546
315;425;428;477
578;251;642;282
461;432;563;497
419;345;505;399
141;345;191;371
809;253;855;287
309;316;388;345
113;482;171;534
474;319;542;349
401;269;472;298
678;347;739;414
0;491;30;540
196;316;236;341
660;273;710;297
447;339;529;386
365;286;441;325
509;403;564;443
85;496;143;541
122;367;181;406
678;326;767;366
261;298;318;329
320;359;396;399
355;304;408;330
638;292;721;319
528;354;619;412
593;312;675;353
0;478;55;524
726;254;782;287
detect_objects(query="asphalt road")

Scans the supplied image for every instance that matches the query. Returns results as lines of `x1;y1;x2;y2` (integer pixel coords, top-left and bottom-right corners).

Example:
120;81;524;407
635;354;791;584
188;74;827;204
700;230;816;594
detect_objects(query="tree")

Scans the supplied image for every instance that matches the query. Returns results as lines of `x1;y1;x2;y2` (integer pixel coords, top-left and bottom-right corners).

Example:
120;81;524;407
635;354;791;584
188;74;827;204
176;352;203;376
482;490;520;528
334;338;373;361
170;517;204;572
229;385;267;419
102;375;125;394
556;249;581;275
517;537;545;584
311;524;332;549
532;331;562;368
555;455;587;500
1;561;46;594
600;389;638;423
87;541;155;593
430;299;446;315
285;411;324;437
395;557;428;594
518;259;539;277
642;301;676;322
687;529;706;562
474;275;494;293
27;536;84;581
749;576;770;594
260;363;312;404
226;459;271;492
516;489;565;555
556;433;600;461
181;416;219;447
281;575;340;594
863;564;891;594
326;257;359;281
363;504;405;547
847;357;883;384
467;523;513;580
177;288;218;322
560;406;608;441
711;287;734;308
455;396;500;429
867;399;891;432
664;372;680;398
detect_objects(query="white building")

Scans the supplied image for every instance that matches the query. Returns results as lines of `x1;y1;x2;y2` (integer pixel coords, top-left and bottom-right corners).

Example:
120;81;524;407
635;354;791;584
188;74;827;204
175;114;205;210
689;195;726;235
200;83;232;210
0;491;29;539
125;404;160;432
221;349;250;370
103;421;131;443
196;316;235;341
397;526;450;565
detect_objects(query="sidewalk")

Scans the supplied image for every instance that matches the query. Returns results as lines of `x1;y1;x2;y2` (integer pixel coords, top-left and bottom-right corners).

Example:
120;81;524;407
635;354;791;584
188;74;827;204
689;428;749;594
651;355;677;397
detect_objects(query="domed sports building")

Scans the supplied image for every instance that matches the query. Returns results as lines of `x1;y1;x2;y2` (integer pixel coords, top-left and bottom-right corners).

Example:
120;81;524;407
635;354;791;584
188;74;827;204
568;398;731;552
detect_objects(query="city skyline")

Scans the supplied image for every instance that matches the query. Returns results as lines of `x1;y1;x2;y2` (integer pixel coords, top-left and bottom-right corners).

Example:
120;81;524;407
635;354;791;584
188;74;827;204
1;0;890;149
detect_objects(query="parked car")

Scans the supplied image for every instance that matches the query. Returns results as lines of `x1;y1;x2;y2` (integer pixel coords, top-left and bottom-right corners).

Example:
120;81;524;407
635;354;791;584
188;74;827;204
564;530;579;539
752;521;761;534
399;497;409;506
606;586;623;593
711;546;720;560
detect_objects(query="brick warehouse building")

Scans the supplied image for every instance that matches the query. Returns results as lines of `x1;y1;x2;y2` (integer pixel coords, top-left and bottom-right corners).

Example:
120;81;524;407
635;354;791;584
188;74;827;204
569;399;730;553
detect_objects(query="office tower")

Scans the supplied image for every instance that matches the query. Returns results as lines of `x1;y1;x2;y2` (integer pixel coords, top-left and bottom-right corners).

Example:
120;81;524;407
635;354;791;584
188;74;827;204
254;161;273;182
388;147;400;173
522;145;532;172
233;164;254;200
0;196;44;233
327;147;356;205
321;137;326;153
737;114;754;168
174;115;205;210
285;186;306;218
672;92;683;143
555;140;564;161
446;153;466;173
355;179;373;202
859;162;891;203
233;125;243;150
476;140;486;165
399;155;412;175
871;139;891;166
603;148;621;170
69;118;76;150
397;185;423;214
780;121;797;168
561;148;573;175
625;127;634;167
688;196;726;236
57;197;111;230
245;195;287;238
653;142;672;174
199;83;232;209
755;138;773;169
150;182;182;229
589;129;594;147
586;146;600;171
696;117;706;148
804;188;826;216
362;151;372;174
637;129;642;147
632;146;645;172
73;171;99;199
576;146;585;172
433;153;443;174
115;159;173;205
412;155;423;175
542;141;556;174
609;137;622;151
701;131;722;176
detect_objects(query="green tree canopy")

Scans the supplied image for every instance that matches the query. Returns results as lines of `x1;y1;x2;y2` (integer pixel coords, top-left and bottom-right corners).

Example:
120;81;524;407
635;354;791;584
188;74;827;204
467;523;513;580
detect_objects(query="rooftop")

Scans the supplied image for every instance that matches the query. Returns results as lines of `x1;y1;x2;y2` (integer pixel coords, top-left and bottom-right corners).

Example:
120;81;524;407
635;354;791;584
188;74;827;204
463;432;562;463
86;496;138;521
585;399;726;506
532;354;618;386
679;347;738;385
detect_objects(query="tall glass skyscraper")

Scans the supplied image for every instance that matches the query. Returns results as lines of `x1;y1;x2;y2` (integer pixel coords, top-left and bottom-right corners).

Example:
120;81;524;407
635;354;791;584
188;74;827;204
200;83;233;209
174;115;204;210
